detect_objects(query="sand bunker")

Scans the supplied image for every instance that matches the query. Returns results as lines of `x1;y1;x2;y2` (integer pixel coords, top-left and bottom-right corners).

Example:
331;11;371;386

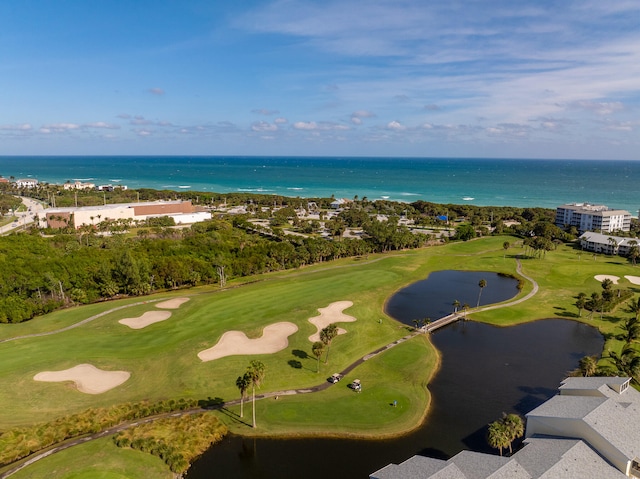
594;275;620;284
308;300;356;343
156;297;190;309
198;322;298;362
625;276;640;285
119;310;172;329
34;364;130;394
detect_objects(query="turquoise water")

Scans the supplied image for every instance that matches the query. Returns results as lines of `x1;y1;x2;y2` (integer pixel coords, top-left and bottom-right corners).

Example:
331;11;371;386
1;156;638;213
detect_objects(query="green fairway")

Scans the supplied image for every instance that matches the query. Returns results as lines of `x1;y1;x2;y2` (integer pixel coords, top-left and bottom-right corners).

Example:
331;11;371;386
1;235;638;476
6;437;172;479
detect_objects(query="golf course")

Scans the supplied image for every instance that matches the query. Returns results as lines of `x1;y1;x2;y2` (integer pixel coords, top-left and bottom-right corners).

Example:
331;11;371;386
1;235;637;478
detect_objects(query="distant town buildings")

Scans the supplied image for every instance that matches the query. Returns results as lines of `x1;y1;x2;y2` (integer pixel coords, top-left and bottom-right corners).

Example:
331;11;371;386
555;203;631;234
63;181;96;190
15;178;39;188
371;377;640;479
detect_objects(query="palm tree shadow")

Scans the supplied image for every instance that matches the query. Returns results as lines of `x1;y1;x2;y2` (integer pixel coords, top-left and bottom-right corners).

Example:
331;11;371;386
217;407;252;427
292;349;309;359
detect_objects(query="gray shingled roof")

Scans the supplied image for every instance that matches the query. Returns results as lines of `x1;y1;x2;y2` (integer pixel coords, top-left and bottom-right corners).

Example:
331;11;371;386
369;377;639;479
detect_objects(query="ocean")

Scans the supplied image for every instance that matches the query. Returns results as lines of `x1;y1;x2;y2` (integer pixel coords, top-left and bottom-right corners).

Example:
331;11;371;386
1;156;638;214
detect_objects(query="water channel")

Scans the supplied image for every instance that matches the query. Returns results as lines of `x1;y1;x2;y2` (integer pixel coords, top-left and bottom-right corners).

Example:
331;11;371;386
186;271;604;479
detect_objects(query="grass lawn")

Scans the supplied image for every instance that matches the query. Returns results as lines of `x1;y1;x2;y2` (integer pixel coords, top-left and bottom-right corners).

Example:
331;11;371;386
6;437;172;479
1;235;638;476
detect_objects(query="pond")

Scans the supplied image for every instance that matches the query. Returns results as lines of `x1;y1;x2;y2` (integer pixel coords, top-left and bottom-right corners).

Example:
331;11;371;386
385;270;520;323
186;272;603;479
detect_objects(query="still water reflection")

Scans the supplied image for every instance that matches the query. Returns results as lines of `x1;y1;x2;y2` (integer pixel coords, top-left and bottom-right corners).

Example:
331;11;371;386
187;273;603;479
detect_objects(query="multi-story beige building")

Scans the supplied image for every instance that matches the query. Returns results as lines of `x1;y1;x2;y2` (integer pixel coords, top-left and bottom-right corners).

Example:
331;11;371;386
555;203;631;233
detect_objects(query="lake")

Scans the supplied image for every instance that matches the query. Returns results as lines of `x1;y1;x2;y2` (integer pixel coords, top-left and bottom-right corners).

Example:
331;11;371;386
186;272;603;479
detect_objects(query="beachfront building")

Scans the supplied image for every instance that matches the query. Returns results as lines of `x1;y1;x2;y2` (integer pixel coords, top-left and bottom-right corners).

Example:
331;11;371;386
15;178;39;189
44;200;211;229
555;203;631;234
579;232;639;256
63;181;96;190
370;377;640;479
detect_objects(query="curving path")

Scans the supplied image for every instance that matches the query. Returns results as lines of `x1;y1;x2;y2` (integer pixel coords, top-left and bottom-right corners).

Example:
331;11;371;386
0;255;539;477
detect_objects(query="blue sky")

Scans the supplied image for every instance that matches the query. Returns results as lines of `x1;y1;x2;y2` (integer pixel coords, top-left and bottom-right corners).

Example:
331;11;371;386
1;0;638;159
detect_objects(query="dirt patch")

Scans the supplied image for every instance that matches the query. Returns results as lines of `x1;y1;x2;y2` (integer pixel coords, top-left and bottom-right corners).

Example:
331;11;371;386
156;297;190;309
119;311;172;329
34;364;130;394
308;300;356;342
198;322;299;362
594;275;620;284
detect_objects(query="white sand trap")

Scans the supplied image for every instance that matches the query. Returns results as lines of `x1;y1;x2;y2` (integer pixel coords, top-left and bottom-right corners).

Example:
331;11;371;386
34;364;130;394
308;300;356;343
594;275;620;284
119;310;172;329
156;297;190;309
198;322;299;362
625;275;640;285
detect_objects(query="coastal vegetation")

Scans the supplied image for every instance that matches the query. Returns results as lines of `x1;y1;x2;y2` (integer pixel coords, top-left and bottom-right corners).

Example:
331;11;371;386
0;184;583;324
113;413;227;474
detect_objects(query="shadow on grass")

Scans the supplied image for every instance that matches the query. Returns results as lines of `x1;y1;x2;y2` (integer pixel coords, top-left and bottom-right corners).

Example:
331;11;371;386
217;406;252;427
292;349;309;359
199;396;225;409
288;359;302;369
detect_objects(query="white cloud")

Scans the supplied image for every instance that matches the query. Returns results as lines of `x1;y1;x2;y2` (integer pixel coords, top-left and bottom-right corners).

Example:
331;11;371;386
274;117;288;124
0;123;32;131
41;123;81;132
84;122;120;129
293;121;318;130
387;121;406;131
251;121;278;132
570;100;624;115
148;87;165;95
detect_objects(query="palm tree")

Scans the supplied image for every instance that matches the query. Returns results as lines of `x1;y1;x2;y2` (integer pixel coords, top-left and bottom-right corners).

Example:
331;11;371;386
488;413;524;456
477;279;487;308
575;292;587;317
246;360;266;428
235;373;251;418
452;299;460;314
487;420;509;456
627;297;640;323
606;346;640;383
578;355;598;377
628;242;639;266
320;323;338;364
312;341;325;373
502;413;524;454
620;317;640;345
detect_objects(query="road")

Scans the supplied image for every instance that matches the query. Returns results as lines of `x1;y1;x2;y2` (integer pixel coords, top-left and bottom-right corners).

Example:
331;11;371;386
0;196;45;235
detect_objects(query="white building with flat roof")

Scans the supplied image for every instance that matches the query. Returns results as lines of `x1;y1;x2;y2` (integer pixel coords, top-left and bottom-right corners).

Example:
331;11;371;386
556;203;631;233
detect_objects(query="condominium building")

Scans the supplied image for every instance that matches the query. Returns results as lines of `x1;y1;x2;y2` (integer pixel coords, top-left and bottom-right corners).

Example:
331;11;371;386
371;377;640;478
555;203;631;233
